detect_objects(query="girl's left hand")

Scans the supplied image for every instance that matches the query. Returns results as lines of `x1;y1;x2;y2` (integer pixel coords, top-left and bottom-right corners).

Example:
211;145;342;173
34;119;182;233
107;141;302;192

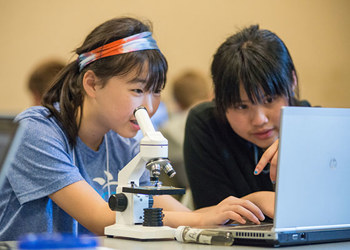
193;196;265;226
254;139;279;182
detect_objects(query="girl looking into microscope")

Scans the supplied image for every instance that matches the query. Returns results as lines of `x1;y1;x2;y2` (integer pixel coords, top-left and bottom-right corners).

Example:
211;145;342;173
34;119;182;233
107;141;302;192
0;17;268;241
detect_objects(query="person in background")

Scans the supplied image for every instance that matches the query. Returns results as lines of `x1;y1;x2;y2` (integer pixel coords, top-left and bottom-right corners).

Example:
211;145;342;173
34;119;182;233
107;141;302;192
159;70;211;191
184;25;310;218
27;59;65;106
0;17;267;241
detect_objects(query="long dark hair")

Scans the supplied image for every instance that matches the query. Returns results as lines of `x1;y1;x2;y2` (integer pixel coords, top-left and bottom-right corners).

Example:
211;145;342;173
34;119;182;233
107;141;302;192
42;17;168;146
211;24;298;117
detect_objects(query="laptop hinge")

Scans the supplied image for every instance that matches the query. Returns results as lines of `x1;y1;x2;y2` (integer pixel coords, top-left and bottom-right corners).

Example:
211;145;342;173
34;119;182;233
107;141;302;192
274;224;350;232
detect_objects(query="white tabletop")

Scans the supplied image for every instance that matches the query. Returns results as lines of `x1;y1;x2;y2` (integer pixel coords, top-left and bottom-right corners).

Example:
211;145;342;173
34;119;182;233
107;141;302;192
100;237;350;250
3;237;350;249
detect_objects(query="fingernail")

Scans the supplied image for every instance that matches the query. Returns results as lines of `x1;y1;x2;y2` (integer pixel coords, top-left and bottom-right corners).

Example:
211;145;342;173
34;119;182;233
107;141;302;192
272;181;276;184
254;170;258;174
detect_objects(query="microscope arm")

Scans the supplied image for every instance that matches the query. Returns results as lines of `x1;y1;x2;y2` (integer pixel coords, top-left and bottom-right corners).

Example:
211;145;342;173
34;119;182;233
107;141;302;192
116;153;146;190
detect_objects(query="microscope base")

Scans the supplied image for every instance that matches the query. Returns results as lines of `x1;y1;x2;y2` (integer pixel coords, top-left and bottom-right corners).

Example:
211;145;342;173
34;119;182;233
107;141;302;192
104;224;175;240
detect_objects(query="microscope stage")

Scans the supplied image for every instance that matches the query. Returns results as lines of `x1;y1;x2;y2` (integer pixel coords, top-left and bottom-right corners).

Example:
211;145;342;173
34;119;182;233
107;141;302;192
122;186;186;195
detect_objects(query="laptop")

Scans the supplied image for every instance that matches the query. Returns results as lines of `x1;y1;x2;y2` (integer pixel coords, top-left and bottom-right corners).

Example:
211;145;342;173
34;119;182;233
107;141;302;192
214;106;350;247
0;115;24;188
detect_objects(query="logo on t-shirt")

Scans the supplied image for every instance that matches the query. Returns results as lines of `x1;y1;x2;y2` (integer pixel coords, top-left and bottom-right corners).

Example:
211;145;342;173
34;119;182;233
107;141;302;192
93;171;118;200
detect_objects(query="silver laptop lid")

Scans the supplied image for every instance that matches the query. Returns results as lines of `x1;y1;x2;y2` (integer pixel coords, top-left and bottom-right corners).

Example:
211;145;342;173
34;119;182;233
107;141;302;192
274;107;350;231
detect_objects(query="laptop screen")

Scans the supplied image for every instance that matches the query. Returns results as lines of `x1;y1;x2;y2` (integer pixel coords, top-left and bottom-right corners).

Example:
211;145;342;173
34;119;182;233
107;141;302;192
274;107;350;230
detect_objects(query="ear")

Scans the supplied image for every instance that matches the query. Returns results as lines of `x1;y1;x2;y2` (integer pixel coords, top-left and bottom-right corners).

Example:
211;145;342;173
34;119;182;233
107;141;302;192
82;70;98;98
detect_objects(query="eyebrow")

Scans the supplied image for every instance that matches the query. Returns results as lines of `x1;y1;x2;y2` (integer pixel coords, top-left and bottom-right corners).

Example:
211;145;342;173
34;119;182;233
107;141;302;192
128;77;148;84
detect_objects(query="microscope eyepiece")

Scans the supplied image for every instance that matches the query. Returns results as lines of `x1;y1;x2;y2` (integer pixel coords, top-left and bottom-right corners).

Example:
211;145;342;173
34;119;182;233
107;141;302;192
134;106;147;115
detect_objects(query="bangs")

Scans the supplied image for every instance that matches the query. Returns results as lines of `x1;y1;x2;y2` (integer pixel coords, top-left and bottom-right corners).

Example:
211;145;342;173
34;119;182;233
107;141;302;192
140;50;168;92
89;49;168;91
239;53;291;105
219;47;293;112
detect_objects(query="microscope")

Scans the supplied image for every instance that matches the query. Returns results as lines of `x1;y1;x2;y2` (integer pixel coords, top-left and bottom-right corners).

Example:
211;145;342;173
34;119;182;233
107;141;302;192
104;106;185;239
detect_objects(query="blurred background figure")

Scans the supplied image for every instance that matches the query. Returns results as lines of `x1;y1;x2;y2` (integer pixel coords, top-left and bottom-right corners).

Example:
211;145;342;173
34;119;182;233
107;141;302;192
27;59;65;106
159;70;212;205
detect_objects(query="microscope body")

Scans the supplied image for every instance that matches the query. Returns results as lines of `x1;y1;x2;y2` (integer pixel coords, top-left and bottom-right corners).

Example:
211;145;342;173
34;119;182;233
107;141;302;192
104;107;185;239
114;131;168;225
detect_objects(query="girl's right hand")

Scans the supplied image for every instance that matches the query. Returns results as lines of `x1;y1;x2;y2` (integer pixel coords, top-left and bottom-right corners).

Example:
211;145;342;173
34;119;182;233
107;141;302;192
242;191;275;219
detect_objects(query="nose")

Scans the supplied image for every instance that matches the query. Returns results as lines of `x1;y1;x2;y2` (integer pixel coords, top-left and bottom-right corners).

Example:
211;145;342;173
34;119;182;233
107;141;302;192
251;106;268;126
142;94;155;116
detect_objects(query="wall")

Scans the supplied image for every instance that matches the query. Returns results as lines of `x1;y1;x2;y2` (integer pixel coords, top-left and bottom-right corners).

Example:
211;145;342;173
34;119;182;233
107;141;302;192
0;0;349;114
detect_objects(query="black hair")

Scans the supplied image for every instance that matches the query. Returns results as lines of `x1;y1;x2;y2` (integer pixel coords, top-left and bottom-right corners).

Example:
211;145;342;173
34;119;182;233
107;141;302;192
211;24;298;116
42;17;168;146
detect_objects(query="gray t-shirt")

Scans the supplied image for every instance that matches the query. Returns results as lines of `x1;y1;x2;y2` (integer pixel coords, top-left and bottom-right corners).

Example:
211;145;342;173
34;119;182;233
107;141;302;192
0;106;150;240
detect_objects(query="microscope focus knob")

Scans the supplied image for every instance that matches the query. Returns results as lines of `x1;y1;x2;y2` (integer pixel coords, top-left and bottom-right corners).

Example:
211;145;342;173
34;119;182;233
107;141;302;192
108;193;128;212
